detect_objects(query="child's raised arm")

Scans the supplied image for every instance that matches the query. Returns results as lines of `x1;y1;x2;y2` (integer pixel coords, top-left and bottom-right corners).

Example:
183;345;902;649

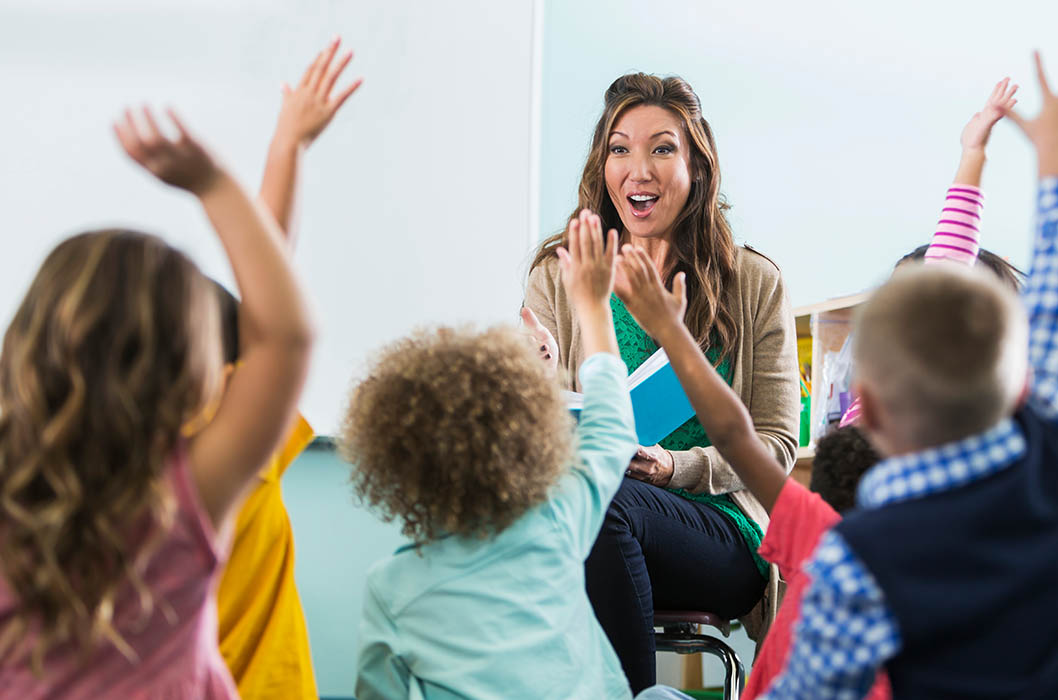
115;108;315;527
615;246;787;512
259;37;362;246
925;78;1017;265
555;209;619;358
1005;51;1058;414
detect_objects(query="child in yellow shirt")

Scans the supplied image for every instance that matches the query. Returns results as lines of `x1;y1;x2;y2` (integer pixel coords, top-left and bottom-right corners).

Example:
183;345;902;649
213;38;361;699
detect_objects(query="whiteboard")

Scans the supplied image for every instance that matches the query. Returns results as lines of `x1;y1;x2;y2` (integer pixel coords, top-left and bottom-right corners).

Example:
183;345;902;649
0;0;540;434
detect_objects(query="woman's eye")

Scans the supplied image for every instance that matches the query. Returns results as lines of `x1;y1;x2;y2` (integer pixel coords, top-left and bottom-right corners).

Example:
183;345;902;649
654;144;674;155
609;145;628;155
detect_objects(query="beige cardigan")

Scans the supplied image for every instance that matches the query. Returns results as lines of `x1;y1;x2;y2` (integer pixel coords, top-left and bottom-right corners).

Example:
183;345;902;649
523;245;800;643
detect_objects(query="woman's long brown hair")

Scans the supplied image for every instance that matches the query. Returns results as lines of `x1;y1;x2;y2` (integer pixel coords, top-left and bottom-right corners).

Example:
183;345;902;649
531;73;739;359
0;230;219;671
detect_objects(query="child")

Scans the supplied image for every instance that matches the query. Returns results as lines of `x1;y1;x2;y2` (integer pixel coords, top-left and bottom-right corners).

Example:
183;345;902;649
752;52;1058;698
343;210;689;699
840;77;1021;427
213;38;360;700
0;109;314;697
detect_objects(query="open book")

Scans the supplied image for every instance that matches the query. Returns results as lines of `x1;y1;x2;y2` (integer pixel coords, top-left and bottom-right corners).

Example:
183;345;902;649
564;348;696;446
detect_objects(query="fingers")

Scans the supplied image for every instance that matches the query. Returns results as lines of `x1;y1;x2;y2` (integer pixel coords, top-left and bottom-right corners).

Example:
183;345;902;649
321;49;354;97
1035;50;1053;98
113;114;143;163
299;45;328;88
331;77;364;112
673;271;688;308
565;218;580;265
165;108;193;143
587;212;602;261
140;106;165;145
604;228;618;268
309;38;342;90
577;209;593;262
556;246;572;274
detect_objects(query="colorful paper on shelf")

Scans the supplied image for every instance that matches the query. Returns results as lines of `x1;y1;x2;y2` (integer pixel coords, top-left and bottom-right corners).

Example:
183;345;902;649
563;348;696;446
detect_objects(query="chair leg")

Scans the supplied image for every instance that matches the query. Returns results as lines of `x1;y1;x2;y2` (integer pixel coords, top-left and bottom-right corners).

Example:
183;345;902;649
655;633;744;700
696;636;744;700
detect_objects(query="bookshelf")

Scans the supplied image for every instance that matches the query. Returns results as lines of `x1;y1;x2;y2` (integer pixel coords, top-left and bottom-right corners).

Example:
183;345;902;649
790;291;870;486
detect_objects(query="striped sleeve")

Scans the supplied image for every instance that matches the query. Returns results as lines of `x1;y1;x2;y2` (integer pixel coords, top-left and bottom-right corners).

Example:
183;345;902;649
923;185;983;266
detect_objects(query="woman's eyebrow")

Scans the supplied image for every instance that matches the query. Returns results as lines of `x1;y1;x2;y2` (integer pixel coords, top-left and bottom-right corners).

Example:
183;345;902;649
608;130;678;139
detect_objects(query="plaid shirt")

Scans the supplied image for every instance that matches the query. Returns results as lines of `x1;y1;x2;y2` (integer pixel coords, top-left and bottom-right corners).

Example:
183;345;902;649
760;177;1058;699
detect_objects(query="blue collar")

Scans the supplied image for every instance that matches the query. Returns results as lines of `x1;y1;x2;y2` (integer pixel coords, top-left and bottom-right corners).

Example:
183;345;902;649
856;417;1026;509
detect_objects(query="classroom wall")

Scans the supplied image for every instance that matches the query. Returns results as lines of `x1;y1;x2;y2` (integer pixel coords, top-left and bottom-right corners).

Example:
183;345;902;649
539;0;1058;308
0;0;537;436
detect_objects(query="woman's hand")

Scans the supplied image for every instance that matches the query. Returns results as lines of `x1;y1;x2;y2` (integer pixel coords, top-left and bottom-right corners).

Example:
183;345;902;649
1006;51;1058;177
960;77;1018;152
275;37;363;149
626;444;674;486
520;307;558;374
615;244;688;340
114;107;221;195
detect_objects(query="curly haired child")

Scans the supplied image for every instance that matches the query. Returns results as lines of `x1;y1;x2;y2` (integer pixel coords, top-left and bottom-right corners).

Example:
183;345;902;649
343;209;692;700
0;108;314;698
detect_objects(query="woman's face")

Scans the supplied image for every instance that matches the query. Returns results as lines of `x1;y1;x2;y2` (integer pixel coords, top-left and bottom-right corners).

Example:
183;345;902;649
604;104;694;241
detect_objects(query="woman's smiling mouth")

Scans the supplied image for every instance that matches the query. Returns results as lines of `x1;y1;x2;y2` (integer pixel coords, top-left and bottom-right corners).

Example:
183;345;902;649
628;192;659;218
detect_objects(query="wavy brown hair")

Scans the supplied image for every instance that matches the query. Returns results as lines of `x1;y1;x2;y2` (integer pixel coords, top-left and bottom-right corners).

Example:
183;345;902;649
0;230;220;671
340;325;574;541
531;72;739;359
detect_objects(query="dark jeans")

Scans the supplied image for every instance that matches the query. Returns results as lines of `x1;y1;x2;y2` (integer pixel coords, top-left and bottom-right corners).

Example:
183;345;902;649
585;477;766;693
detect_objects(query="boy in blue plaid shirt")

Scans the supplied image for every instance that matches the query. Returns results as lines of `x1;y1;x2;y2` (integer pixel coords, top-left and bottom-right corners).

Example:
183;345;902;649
762;53;1058;699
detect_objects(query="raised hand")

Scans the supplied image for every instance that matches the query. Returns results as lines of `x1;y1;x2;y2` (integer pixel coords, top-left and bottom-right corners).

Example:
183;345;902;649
520;307;559;374
1005;51;1058;177
614;244;687;340
960;77;1018;152
276;37;363;148
556;209;620;358
556;209;619;311
114;107;220;195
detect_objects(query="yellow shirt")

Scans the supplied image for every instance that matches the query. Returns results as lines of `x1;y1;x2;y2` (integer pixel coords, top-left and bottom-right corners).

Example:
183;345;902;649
217;414;317;699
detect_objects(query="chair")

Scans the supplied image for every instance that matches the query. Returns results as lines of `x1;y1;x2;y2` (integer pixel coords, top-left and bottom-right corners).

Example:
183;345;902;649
654;610;745;700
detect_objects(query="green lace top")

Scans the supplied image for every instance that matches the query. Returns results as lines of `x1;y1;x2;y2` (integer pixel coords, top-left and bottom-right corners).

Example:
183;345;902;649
610;294;769;578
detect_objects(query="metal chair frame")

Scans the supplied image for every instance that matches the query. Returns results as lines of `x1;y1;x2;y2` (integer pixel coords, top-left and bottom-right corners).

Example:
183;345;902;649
654;613;745;700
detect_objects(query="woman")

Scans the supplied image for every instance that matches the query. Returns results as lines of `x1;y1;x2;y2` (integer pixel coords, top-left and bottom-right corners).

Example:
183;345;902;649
523;73;799;691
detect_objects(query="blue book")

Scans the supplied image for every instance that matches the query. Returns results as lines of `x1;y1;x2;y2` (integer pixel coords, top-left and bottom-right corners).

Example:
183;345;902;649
564;348;696;446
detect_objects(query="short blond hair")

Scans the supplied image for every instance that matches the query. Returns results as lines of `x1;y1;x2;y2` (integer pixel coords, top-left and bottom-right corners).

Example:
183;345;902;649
854;262;1028;448
340;325;574;542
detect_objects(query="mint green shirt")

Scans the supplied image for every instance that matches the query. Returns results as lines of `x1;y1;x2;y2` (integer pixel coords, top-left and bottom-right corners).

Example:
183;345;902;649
355;353;638;700
610;295;768;577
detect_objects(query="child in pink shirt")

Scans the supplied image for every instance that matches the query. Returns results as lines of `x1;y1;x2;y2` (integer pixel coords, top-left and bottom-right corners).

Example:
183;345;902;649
0;100;316;697
611;77;1017;700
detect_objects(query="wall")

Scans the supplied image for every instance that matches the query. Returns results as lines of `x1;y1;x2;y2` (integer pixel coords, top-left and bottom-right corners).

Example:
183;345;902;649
0;0;537;435
539;0;1058;309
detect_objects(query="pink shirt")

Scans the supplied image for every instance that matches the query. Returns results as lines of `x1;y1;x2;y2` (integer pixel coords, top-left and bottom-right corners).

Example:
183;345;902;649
0;446;237;699
839;184;984;428
744;480;891;700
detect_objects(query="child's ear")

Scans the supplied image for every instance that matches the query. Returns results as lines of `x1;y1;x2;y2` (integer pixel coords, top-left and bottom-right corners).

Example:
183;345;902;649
853;379;888;455
1015;367;1033;409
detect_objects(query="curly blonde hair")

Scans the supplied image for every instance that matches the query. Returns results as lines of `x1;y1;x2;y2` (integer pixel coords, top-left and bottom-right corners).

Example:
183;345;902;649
340;325;574;541
0;230;220;671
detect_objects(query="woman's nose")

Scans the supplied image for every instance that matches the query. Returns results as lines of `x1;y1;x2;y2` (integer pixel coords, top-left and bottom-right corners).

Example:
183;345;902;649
629;153;653;182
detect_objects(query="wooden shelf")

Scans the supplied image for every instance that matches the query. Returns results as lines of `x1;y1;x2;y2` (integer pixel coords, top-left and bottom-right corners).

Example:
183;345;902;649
792;291;871;319
791;291;869;484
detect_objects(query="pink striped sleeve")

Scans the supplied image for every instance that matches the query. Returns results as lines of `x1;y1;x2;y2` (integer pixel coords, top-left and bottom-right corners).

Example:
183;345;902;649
838;396;862;428
923;185;983;267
